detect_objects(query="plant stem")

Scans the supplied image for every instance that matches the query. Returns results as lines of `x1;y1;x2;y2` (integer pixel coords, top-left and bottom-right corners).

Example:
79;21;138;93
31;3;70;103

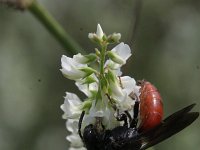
97;42;107;98
28;1;85;56
100;43;107;75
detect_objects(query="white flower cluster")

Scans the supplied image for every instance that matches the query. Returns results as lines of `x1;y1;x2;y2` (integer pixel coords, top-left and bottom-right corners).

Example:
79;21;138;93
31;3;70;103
60;24;140;150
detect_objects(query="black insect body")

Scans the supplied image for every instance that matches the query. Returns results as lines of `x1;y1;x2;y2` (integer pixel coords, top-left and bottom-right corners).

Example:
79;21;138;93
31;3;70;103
79;103;199;150
83;124;141;150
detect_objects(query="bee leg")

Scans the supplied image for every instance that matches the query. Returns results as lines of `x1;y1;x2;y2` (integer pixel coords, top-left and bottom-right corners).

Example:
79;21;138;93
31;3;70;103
130;100;139;128
125;110;132;126
78;111;85;140
116;110;128;127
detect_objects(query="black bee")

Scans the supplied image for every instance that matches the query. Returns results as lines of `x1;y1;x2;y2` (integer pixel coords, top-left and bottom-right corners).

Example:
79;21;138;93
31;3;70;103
78;103;199;150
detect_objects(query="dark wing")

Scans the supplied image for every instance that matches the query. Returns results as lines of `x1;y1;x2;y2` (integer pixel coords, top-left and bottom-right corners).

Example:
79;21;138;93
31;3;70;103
139;103;199;150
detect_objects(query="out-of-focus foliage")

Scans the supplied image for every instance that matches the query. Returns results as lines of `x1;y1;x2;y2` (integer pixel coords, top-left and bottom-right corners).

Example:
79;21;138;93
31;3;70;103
0;0;199;150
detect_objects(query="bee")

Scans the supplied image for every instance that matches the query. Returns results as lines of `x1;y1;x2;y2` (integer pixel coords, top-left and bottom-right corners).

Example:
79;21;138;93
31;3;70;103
78;81;199;150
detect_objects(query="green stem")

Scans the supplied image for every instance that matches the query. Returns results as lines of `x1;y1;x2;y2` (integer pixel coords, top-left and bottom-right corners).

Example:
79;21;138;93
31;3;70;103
28;1;85;56
100;44;107;75
97;43;107;99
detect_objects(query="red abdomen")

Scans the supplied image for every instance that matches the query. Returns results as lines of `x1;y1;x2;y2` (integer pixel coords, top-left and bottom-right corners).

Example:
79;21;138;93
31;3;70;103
138;81;163;132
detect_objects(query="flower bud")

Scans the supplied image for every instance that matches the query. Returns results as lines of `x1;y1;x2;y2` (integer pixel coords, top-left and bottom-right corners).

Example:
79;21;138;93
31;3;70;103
60;55;88;80
74;53;97;64
107;51;125;64
80;67;97;78
88;33;101;43
95;48;101;57
88;24;104;44
96;24;104;39
107;33;121;43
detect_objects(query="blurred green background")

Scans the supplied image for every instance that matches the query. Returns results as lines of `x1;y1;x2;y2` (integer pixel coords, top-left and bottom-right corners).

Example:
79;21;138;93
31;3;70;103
0;0;199;150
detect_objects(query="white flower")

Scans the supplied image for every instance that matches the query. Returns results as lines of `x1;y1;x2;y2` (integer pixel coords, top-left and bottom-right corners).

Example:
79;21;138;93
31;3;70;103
89;98;107;118
112;42;132;62
108;73;135;111
73;53;97;64
107;33;121;43
110;80;124;98
96;24;104;39
111;76;141;111
60;92;83;119
75;82;98;97
60;55;87;80
105;43;132;76
87;95;119;129
73;53;88;64
67;133;83;147
112;89;134;111
107;42;131;65
75;75;98;97
102;107;119;129
104;59;122;76
101;94;120;129
88;24;104;41
66;119;86;150
120;76;141;99
134;85;141;98
66;118;79;133
120;76;139;95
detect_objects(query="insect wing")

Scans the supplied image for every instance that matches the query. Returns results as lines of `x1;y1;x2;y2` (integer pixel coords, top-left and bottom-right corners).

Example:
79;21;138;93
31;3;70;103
139;104;199;150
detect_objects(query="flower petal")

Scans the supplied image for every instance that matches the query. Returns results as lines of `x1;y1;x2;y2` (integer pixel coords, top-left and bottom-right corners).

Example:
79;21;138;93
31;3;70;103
111;42;132;63
73;53;88;64
104;60;122;76
75;75;98;97
96;24;104;39
61;55;87;80
66;134;84;147
120;76;137;95
66;119;79;133
60;92;82;119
